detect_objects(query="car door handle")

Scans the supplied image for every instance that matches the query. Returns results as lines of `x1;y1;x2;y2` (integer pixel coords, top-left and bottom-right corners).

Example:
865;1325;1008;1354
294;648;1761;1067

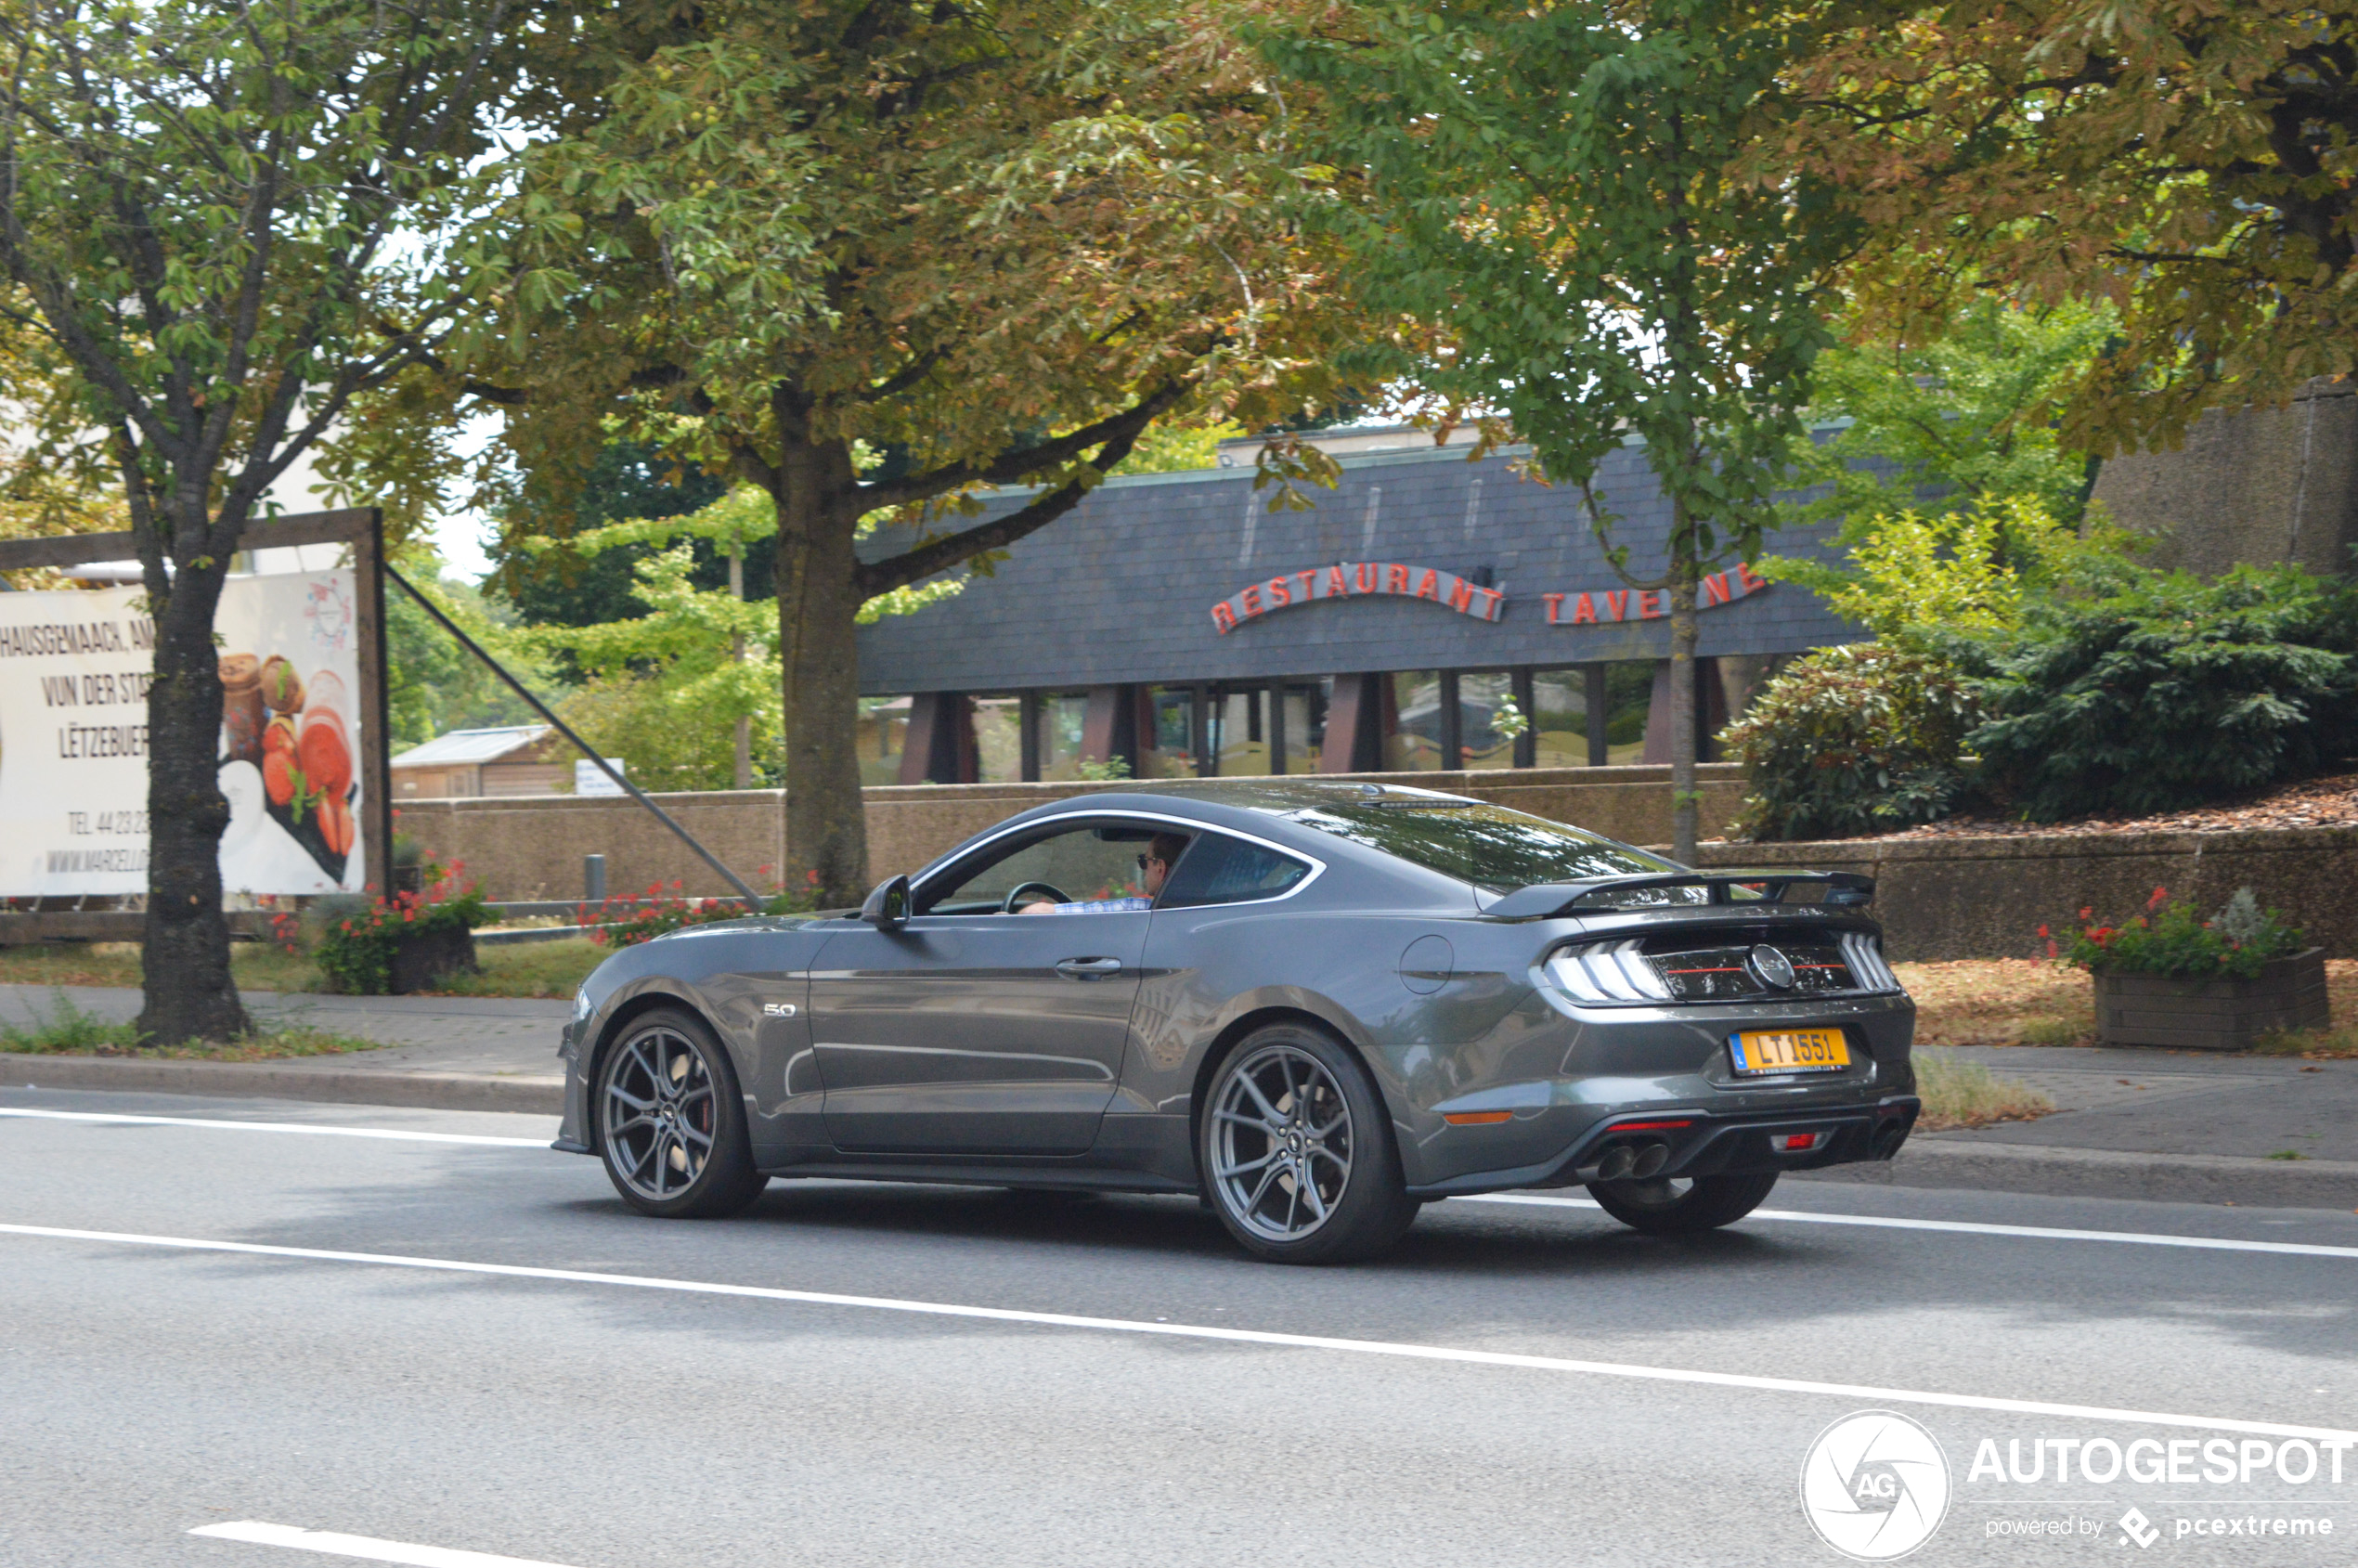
1056;957;1124;979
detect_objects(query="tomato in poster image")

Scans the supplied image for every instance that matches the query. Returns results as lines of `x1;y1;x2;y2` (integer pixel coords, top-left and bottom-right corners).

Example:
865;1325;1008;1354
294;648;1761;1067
263;750;298;808
298;710;352;797
263;715;296;758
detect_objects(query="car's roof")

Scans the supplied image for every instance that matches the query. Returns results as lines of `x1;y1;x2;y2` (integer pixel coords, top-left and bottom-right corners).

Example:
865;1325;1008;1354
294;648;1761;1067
1097;778;1479;811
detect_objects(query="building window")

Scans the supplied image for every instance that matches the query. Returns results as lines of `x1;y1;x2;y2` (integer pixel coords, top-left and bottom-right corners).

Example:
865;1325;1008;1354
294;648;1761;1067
973;695;1024;783
857;696;909;787
1458;672;1517;771
1385;671;1445;771
1037;693;1091;781
1211;688;1274;776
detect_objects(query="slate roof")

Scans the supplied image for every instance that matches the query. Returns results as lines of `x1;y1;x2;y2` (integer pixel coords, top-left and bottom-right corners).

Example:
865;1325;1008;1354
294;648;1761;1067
853;439;1864;694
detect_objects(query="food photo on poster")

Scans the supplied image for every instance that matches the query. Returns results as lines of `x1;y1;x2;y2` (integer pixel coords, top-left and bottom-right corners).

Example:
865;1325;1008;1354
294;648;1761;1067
0;569;367;898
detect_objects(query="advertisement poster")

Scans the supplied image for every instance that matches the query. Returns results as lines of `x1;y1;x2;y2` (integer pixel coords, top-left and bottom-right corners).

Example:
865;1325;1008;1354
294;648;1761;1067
0;570;366;897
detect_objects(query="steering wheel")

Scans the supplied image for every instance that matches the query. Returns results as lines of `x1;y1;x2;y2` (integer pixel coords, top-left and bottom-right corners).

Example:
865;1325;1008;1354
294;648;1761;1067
1004;880;1069;914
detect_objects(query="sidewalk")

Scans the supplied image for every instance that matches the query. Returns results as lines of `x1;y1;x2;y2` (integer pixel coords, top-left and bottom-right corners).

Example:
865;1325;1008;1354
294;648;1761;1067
5;984;2353;1208
0;983;567;1113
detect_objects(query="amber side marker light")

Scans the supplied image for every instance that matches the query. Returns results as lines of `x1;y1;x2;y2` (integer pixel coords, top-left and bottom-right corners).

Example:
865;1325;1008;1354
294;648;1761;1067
1441;1110;1515;1126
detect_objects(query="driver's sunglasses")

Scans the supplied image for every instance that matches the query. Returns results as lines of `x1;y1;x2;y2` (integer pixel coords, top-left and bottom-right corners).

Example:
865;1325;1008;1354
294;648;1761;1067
1134;853;1164;871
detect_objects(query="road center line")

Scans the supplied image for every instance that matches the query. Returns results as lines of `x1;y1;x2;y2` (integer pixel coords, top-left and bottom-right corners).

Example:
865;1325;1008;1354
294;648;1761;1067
0;1107;546;1147
7;1220;2352;1443
188;1520;578;1566
1458;1193;2358;1262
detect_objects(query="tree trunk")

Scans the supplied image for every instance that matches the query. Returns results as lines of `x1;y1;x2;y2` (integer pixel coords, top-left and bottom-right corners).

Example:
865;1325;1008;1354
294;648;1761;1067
1666;533;1702;866
771;434;870;908
729;543;752;790
137;532;251;1044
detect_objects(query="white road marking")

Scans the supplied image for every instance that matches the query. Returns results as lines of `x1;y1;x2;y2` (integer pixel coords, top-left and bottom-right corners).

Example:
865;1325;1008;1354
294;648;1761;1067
189;1520;579;1566
0;1107;545;1147
1460;1193;2358;1262
6;1106;2353;1263
7;1220;2352;1443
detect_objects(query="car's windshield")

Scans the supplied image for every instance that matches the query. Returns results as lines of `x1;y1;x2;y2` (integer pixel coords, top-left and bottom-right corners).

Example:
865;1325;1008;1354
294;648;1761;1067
1281;799;1678;896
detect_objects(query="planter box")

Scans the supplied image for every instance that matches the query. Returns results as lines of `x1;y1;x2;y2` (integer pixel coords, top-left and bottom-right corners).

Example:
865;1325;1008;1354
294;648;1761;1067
2093;948;2330;1051
387;926;479;994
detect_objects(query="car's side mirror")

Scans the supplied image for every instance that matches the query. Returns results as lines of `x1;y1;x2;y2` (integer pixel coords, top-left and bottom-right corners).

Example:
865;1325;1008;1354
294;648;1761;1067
861;874;912;931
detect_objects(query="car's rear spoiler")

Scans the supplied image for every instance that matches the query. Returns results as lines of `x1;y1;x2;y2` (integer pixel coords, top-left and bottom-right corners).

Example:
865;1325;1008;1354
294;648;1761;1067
1480;870;1876;920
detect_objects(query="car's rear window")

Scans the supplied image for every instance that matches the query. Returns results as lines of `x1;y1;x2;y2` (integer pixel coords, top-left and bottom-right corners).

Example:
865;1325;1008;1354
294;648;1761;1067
1282;799;1677;895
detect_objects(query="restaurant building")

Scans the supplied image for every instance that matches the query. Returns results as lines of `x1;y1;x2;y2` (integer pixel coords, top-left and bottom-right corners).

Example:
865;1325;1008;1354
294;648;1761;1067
852;428;1863;785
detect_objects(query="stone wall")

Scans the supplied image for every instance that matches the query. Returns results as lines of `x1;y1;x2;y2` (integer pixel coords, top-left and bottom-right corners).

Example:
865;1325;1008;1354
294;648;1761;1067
2092;380;2358;579
1694;829;2358;961
398;764;1750;902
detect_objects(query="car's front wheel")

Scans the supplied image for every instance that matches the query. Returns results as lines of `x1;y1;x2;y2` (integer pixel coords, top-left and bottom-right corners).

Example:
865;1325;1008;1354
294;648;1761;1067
1587;1171;1778;1235
1198;1023;1419;1264
596;1008;767;1218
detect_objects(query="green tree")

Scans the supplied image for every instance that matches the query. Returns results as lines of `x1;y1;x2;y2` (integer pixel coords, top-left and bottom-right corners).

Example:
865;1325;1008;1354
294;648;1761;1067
1275;0;1852;860
1783;297;2117;537
493;439;734;631
1785;1;2358;455
460;0;1360;903
0;0;526;1042
528;484;961;787
385;558;551;751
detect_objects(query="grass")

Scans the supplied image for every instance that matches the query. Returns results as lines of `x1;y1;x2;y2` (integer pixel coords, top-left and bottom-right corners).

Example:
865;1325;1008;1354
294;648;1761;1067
0;992;382;1059
1912;1046;2055;1132
2265;1149;2311;1161
2252;1024;2358;1060
0;936;607;1000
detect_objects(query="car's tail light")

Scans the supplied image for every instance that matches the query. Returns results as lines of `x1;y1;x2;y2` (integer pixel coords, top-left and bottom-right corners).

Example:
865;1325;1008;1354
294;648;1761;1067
1837;932;1901;992
1544;940;1673;1002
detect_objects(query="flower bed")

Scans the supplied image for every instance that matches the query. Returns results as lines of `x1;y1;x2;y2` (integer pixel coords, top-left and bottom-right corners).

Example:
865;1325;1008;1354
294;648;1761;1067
2053;888;2330;1050
315;861;493;994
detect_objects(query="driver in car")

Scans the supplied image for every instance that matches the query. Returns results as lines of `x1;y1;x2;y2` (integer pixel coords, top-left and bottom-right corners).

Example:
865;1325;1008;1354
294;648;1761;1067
1017;833;1187;914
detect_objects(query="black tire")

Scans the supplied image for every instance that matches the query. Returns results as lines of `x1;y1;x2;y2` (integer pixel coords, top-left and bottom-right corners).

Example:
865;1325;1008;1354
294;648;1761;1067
595;1007;768;1218
1587;1171;1779;1235
1198;1021;1419;1264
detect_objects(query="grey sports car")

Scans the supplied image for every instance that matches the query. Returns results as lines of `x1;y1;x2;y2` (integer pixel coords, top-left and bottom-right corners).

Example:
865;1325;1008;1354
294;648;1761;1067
554;780;1919;1263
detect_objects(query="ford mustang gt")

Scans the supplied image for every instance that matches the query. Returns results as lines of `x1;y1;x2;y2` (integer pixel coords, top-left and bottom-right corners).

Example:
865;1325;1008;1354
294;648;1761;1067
554;780;1918;1263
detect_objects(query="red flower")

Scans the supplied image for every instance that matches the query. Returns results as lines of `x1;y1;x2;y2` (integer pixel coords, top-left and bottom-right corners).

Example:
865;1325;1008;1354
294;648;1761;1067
2037;924;2050;939
2146;886;2170;912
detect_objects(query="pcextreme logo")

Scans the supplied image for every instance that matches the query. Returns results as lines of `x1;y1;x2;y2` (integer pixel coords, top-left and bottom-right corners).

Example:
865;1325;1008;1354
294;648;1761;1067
1801;1410;1952;1561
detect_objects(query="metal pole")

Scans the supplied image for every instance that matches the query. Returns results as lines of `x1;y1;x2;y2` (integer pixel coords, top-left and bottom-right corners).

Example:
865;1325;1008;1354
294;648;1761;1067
382;561;765;907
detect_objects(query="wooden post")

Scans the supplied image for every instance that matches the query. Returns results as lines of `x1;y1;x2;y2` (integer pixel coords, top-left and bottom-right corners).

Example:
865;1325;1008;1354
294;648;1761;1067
349;511;395;892
1437;670;1463;771
1586;664;1610;767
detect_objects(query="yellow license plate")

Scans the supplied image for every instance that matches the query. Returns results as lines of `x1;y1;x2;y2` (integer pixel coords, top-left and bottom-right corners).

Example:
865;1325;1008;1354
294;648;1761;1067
1730;1028;1851;1075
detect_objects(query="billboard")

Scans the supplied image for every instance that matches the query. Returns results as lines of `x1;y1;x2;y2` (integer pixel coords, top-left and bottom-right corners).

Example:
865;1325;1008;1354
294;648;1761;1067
0;569;368;897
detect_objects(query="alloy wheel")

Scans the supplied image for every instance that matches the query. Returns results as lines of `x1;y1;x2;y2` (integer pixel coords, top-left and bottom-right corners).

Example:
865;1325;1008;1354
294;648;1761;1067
602;1028;718;1202
1210;1043;1354;1241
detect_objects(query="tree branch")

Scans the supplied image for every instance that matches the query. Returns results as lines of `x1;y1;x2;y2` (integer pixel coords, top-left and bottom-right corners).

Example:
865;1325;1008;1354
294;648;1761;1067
853;390;1177;597
857;377;1190;513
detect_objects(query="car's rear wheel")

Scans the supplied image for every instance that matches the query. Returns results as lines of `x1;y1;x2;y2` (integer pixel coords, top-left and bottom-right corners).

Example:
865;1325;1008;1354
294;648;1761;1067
596;1008;767;1218
1199;1023;1419;1263
1587;1171;1778;1235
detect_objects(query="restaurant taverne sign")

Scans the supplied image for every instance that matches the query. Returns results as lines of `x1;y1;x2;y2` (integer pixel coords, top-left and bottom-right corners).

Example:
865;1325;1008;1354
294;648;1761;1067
1208;559;1768;634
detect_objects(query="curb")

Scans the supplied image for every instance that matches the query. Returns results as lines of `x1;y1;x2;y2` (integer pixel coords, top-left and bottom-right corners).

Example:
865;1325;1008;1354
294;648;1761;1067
2;1055;564;1115
1791;1138;2358;1211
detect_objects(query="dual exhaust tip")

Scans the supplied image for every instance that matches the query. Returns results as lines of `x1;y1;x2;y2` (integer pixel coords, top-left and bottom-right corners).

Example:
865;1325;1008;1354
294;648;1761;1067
1594;1140;1671;1183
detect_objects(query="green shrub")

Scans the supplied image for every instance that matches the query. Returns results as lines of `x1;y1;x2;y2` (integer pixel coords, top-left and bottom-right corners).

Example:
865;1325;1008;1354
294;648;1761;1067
316;862;492;993
1967;565;2358;821
2055;886;2304;980
1723;644;1981;840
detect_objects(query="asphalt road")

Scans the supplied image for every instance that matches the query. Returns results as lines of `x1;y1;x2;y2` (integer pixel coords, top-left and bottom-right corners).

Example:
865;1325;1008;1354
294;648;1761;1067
5;1086;2357;1568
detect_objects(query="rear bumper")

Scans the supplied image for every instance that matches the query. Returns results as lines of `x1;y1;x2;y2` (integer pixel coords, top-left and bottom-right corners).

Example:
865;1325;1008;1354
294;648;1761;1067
1406;1094;1921;1199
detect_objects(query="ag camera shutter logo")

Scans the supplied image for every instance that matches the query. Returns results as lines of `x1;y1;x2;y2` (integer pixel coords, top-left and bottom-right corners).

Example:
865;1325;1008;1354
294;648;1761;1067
1800;1410;1951;1561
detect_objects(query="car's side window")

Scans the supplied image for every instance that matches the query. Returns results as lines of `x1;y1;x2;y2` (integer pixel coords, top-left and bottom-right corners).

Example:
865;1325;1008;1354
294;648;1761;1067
920;822;1163;914
1157;832;1310;909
